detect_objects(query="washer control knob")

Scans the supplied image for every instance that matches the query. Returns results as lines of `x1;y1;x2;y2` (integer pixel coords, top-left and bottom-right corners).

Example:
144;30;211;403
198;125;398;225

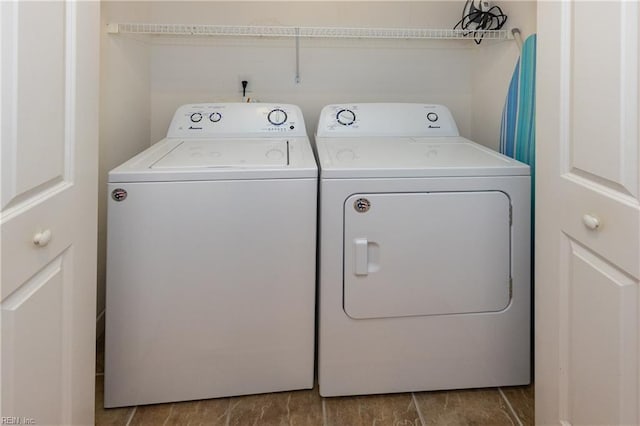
268;109;287;126
190;113;203;123
336;109;356;126
427;112;439;122
209;112;222;123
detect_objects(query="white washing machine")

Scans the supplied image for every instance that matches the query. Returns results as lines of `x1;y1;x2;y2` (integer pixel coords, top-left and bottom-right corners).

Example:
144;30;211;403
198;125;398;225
105;103;317;407
316;103;531;396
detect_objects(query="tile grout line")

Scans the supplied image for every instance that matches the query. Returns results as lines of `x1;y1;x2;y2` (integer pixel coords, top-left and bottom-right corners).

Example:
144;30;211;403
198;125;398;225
162;404;174;426
225;399;232;426
412;393;427;426
498;388;523;426
125;406;137;426
322;397;327;426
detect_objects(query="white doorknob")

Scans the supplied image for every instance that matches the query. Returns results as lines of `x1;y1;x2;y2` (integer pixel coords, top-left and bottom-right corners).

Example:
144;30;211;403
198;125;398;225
582;214;601;231
33;229;52;247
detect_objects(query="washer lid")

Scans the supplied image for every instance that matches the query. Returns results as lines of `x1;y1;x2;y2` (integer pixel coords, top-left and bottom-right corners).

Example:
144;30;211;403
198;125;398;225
108;137;317;182
316;136;530;178
151;140;289;169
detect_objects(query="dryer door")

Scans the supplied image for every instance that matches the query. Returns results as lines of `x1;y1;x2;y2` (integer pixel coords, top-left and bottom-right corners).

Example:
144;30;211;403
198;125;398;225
343;191;511;319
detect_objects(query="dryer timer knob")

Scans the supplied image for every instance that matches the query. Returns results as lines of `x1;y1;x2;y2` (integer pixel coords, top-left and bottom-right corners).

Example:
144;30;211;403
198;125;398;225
336;109;356;126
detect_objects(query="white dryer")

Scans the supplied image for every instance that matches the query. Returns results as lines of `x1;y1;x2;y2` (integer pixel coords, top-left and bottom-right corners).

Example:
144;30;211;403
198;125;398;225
105;103;317;407
316;103;531;396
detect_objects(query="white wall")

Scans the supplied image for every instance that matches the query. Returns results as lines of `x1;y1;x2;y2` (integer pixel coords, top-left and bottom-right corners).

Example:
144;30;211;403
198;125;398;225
471;1;537;150
147;2;475;141
98;1;151;333
150;38;474;141
98;0;536;331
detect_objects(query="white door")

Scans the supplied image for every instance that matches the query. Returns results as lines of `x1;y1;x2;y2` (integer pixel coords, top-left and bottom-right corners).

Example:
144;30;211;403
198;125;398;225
1;1;99;424
536;1;640;425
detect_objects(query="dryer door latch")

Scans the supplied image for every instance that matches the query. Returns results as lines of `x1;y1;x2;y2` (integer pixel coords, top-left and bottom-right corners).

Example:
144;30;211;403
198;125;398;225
354;238;369;275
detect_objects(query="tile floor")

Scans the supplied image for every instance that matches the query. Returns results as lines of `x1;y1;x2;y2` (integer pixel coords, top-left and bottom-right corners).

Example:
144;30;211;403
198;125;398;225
95;337;533;425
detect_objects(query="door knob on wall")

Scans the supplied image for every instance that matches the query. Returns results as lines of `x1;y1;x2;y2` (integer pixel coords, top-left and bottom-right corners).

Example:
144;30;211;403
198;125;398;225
33;229;52;247
582;214;601;231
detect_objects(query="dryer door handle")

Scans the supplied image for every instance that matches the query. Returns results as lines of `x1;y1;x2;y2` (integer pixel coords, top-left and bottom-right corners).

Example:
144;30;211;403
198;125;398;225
354;238;369;276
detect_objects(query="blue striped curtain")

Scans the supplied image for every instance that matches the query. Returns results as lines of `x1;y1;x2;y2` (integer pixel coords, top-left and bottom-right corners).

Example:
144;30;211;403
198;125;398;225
500;34;536;217
500;35;536;169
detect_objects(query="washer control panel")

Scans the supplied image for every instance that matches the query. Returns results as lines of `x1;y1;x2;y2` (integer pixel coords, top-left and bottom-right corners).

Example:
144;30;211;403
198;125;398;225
168;103;306;138
316;103;459;137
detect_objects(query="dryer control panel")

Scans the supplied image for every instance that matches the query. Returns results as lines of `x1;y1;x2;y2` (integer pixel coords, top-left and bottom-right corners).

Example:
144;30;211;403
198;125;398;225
316;103;459;138
167;103;307;138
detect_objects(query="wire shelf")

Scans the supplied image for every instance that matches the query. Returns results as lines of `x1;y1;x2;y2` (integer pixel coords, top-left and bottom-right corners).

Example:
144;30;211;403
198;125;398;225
107;23;511;41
